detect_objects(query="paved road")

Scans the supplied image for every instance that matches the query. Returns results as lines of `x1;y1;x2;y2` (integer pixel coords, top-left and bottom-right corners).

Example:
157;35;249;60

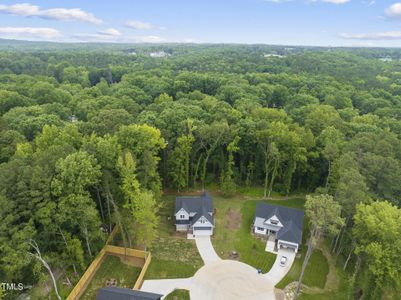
194;236;221;265
191;260;275;300
141;237;296;300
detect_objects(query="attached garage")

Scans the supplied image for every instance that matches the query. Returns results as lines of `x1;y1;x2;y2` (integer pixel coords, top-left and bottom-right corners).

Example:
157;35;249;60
193;227;213;236
278;240;299;253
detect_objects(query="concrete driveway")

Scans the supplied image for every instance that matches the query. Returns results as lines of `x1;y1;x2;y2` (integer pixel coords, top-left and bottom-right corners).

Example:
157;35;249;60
191;260;276;300
263;248;296;285
141;238;296;300
194;236;221;265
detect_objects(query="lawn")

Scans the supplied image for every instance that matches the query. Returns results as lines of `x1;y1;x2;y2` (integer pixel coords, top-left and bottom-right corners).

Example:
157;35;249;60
80;255;142;300
164;289;190;300
212;195;306;273
276;248;329;289
144;196;203;279
297;262;351;300
145;190;332;296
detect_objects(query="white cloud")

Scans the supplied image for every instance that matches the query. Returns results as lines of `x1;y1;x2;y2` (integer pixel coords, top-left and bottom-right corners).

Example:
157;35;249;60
0;26;60;39
385;3;401;19
0;3;102;24
125;20;156;30
97;28;121;36
339;31;401;40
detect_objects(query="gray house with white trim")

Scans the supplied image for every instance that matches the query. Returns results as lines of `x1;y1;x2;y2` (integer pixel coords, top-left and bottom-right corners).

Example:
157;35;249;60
253;203;304;253
175;192;214;236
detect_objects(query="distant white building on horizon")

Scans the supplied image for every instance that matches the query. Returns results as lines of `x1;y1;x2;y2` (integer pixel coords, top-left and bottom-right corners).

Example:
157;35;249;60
379;57;393;62
150;51;170;58
264;53;286;58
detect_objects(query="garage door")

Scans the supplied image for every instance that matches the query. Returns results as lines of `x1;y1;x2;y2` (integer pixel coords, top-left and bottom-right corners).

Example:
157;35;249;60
193;227;212;236
278;242;297;251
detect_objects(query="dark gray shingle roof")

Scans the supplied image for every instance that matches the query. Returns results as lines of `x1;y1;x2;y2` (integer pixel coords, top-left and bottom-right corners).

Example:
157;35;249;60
254;203;304;244
175;191;214;225
96;287;162;300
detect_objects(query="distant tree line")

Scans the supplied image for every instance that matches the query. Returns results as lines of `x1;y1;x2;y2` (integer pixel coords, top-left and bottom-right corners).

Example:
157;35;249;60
0;44;401;299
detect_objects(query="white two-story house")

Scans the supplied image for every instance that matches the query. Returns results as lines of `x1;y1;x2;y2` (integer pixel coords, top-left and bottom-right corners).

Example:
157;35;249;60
175;192;214;236
253;203;304;253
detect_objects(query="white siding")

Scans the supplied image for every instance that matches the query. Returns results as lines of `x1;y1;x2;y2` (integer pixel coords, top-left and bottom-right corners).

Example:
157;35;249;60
192;216;213;228
192;216;214;236
175;208;189;220
265;224;282;232
254;226;267;235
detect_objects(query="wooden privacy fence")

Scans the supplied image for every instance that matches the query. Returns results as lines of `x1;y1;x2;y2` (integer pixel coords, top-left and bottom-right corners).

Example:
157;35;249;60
133;251;152;290
66;248;107;300
66;228;152;300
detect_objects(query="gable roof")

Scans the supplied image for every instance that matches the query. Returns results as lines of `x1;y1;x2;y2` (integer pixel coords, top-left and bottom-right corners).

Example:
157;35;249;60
254;203;304;245
175;191;214;225
96;287;162;300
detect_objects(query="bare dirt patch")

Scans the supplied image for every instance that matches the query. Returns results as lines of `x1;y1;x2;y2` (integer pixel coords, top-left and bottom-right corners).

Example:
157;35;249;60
225;208;242;229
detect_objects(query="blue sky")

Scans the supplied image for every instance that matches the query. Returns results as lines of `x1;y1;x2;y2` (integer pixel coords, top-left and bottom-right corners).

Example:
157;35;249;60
1;1;401;46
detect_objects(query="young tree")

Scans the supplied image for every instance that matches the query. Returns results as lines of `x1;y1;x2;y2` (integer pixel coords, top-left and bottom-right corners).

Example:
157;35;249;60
117;124;166;198
57;194;103;259
317;126;344;190
132;191;159;249
353;201;401;293
169;120;195;191
117;151;159;248
296;194;344;297
256;129;279;198
220;136;240;196
331;153;371;256
58;230;84;275
197;121;230;189
51;151;101;196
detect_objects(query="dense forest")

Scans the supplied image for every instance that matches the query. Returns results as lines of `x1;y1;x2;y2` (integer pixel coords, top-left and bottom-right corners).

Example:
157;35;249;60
0;41;401;299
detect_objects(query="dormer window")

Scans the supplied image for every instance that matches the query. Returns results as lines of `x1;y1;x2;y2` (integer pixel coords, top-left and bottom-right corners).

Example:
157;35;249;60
200;218;206;224
270;220;279;225
180;215;185;219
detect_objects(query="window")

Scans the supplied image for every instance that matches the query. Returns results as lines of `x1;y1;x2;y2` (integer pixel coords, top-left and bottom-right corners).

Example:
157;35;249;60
270;220;279;225
200;218;206;224
180;215;186;219
257;227;264;231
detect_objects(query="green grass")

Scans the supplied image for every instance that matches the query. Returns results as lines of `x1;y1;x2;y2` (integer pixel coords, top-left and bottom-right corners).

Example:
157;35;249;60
80;255;142;300
145;258;199;279
212;195;306;273
236;186;272;198
145;190;334;297
144;196;203;279
276;248;329;289
164;289;190;300
298;264;351;300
